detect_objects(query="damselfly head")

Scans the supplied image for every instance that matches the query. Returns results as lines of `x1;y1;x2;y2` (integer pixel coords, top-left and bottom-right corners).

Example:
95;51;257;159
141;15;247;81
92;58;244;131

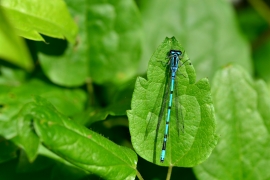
169;50;182;56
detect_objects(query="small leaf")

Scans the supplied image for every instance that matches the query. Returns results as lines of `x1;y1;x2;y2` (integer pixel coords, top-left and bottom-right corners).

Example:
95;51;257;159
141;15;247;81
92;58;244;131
0;9;33;70
0;0;78;43
17;97;137;180
128;37;218;166
0;66;27;86
38;43;88;87
194;65;270;180
75;107;110;126
16;103;41;161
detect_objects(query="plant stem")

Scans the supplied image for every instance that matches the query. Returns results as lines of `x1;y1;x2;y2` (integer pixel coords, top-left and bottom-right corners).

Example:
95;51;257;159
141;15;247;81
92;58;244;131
136;170;144;180
86;77;94;106
166;165;173;180
248;0;270;26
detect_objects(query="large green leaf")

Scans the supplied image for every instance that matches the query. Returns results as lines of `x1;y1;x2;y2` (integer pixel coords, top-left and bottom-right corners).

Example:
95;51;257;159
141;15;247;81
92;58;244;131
127;37;218;166
0;0;78;43
139;0;252;81
16;97;137;180
194;65;270;180
0;9;33;70
39;0;142;87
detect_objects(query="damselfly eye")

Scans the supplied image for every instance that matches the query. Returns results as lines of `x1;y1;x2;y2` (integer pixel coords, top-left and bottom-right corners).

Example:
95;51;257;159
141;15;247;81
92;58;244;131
169;50;174;55
169;50;182;56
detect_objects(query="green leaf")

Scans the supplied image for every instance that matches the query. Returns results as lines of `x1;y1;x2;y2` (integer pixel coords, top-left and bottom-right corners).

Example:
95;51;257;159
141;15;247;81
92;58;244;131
139;0;252;81
38;43;88;87
256;80;270;134
194;65;270;180
0;66;27;86
75;80;136;126
37;0;88;87
0;9;33;70
103;80;135;116
17;97;137;180
127;37;218;166
0;0;78;43
74;107;110;126
87;0;142;84
0;79;87;139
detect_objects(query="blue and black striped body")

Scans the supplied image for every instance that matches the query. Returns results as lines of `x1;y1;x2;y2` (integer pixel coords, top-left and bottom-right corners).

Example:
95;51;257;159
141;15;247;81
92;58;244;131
160;50;182;163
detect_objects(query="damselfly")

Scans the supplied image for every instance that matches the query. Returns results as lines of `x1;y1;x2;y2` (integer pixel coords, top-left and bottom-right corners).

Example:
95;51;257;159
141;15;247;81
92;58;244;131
159;49;188;163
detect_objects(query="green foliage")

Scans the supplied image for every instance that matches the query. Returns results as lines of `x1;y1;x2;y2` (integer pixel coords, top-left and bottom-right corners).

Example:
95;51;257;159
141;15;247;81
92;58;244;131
139;0;252;80
0;10;33;70
128;37;218;166
38;0;142;86
0;78;87;139
15;97;137;180
1;0;270;179
194;65;270;180
0;0;78;43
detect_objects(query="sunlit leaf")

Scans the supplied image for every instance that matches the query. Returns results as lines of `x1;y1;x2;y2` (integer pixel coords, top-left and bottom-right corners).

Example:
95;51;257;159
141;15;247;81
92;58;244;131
0;0;78;43
0;9;33;70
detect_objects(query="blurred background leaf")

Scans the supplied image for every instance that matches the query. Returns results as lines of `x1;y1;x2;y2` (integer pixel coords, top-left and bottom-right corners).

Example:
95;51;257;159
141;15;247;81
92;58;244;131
138;0;252;81
0;78;87;139
38;0;142;87
0;0;78;43
0;9;33;71
194;65;270;180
